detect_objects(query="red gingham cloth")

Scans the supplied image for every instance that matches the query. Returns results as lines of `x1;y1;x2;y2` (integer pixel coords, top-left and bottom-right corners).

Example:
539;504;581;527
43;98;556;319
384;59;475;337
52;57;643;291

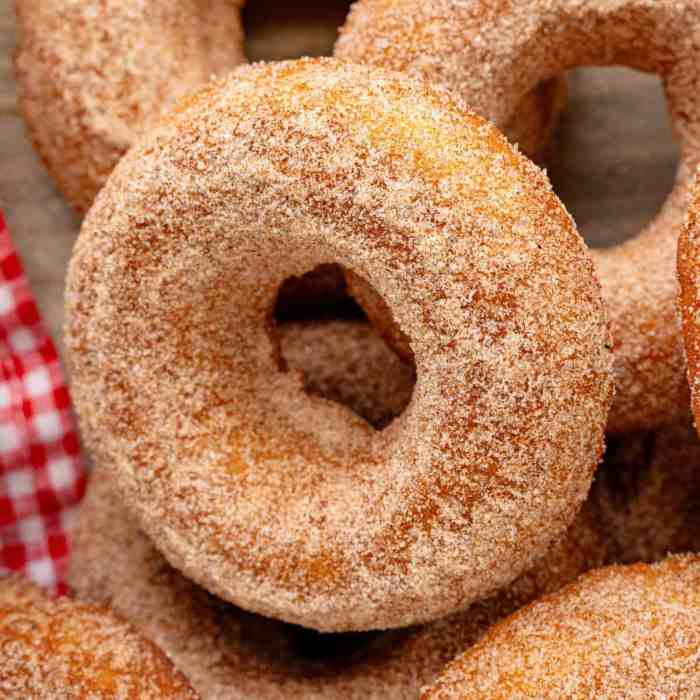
0;210;86;595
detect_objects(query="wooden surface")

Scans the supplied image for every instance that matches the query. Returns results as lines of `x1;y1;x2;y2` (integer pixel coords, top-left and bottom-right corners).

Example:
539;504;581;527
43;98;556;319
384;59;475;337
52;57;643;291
0;0;679;360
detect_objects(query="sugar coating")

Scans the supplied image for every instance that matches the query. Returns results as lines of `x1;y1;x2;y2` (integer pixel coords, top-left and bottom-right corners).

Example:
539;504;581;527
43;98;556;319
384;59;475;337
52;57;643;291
64;58;613;632
0;575;197;699
13;0;245;213
336;0;700;433
69;319;608;700
678;173;700;433
423;555;700;699
591;419;700;564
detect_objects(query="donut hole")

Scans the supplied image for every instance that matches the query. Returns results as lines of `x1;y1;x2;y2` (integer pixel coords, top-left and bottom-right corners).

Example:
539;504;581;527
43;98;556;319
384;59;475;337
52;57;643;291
547;67;679;249
243;0;353;61
271;265;416;430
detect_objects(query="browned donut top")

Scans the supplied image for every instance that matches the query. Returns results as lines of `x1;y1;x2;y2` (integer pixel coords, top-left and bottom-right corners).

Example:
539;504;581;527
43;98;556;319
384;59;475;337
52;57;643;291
65;58;612;631
0;575;198;699
422;556;700;699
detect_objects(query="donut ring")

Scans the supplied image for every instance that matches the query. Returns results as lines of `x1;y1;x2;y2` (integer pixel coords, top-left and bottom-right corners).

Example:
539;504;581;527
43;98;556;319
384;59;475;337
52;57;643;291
14;0;562;215
13;0;246;214
69;319;608;699
422;555;700;699
591;420;700;564
65;58;612;631
336;0;700;433
0;575;197;699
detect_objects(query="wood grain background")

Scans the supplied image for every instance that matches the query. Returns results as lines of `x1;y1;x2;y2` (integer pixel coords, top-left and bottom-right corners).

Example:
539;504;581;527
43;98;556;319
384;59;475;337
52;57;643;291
0;0;679;359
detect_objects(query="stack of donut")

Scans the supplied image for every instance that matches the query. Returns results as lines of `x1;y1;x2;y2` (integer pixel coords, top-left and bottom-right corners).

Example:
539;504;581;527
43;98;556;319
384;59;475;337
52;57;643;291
9;0;700;697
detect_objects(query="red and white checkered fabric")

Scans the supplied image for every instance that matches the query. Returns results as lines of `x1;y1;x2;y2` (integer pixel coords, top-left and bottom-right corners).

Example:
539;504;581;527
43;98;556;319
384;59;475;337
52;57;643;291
0;210;85;595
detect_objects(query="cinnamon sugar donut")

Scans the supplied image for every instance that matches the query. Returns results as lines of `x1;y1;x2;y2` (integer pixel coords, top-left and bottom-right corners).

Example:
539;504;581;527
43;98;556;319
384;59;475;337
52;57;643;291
0;575;197;699
14;0;561;215
65;58;612;631
678;175;700;430
336;0;700;433
69;319;608;699
14;0;245;214
423;556;700;699
591;420;700;564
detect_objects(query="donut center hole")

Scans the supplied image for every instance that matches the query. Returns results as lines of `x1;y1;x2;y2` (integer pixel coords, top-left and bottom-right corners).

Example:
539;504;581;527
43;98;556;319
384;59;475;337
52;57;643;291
243;0;353;61
272;265;416;430
547;67;679;248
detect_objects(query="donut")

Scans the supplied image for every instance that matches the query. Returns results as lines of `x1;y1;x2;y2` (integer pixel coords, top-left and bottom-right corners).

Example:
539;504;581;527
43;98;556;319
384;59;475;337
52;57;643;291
64;58;613;631
678;175;700;431
13;0;246;214
590;420;700;564
335;0;700;433
0;575;197;699
14;0;562;215
422;555;700;699
69;319;608;699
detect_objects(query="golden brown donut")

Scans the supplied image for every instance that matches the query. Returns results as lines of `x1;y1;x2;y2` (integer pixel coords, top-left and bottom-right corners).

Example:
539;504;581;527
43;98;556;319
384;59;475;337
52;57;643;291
69;319;608;699
13;0;245;214
336;0;700;433
590;420;700;564
422;556;700;699
678;174;700;431
0;575;198;699
13;1;565;215
64;58;613;631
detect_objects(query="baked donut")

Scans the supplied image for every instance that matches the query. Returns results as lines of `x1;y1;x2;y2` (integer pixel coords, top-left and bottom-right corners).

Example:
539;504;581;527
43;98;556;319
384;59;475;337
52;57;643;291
65;58;613;631
336;0;700;433
13;0;246;214
591;420;700;564
14;0;561;215
0;575;197;699
69;318;608;699
422;555;700;699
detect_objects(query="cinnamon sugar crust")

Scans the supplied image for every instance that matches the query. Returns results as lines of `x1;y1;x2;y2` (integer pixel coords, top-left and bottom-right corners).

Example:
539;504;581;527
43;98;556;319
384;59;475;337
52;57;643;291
13;0;245;213
336;0;700;433
678;172;700;432
69;319;608;699
64;58;613;631
0;575;198;699
422;556;700;699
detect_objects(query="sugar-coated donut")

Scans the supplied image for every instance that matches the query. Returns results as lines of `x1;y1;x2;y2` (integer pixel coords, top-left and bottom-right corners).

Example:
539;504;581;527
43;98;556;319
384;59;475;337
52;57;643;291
591;420;700;564
65;58;613;632
336;0;700;433
422;556;700;699
14;0;562;215
678;174;700;432
13;0;245;213
69;319;608;700
0;575;198;699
